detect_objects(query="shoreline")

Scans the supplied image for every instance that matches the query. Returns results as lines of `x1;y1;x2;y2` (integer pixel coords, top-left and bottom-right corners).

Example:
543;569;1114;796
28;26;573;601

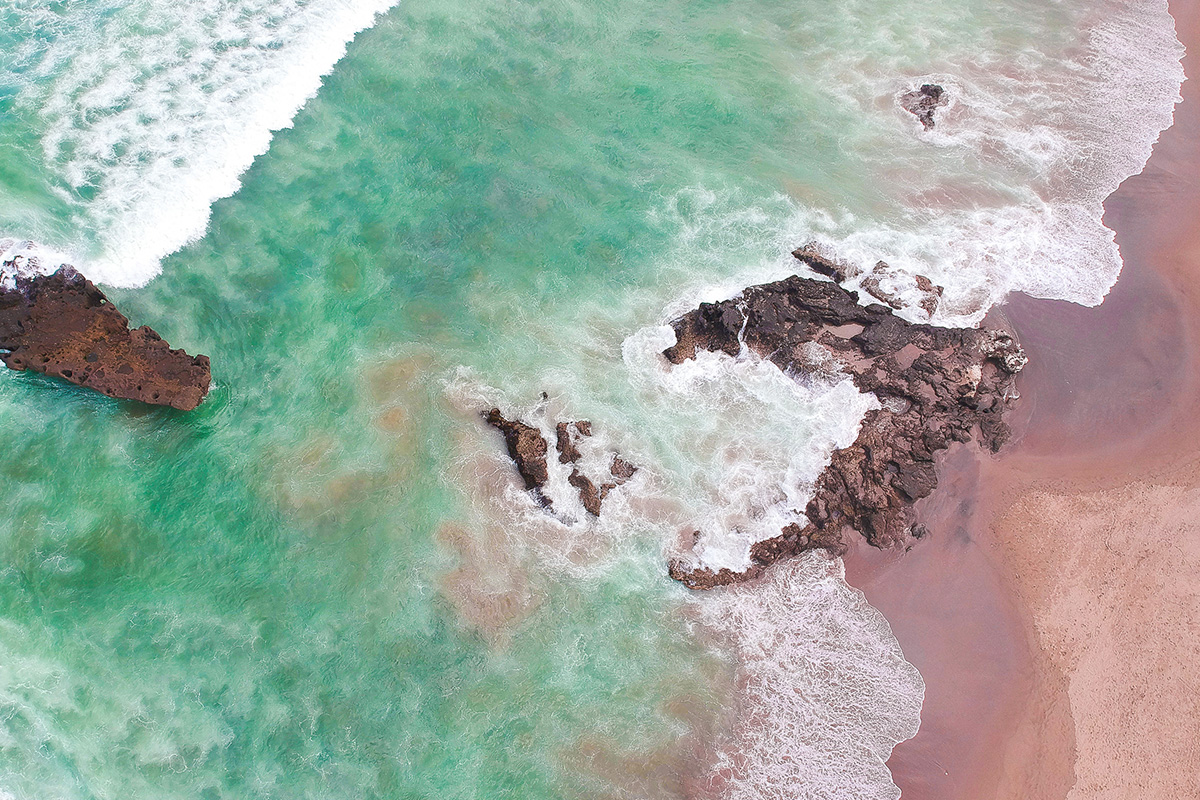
845;1;1200;797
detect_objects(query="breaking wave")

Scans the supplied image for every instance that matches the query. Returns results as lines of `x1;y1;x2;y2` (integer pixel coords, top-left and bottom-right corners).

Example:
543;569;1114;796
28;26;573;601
5;0;399;286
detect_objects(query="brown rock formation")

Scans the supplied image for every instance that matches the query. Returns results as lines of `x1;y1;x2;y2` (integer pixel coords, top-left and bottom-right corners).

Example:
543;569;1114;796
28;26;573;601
0;268;211;410
484;408;552;507
487;410;636;517
664;267;1024;589
900;83;948;130
569;468;603;516
610;456;637;482
555;420;592;463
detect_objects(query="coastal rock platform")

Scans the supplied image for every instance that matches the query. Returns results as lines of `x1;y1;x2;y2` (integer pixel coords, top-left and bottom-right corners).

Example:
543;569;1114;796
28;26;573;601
665;252;1025;589
0;268;211;410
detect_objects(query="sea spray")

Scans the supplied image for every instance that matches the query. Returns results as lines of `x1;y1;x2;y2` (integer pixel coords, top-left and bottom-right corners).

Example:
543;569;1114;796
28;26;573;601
0;237;70;289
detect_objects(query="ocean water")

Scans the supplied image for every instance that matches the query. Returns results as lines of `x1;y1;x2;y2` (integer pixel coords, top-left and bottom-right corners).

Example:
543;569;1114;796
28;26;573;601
0;0;1185;798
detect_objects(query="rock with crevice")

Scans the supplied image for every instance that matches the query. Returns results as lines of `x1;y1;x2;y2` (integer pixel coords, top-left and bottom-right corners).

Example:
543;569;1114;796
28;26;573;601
0;267;211;410
663;261;1024;589
900;83;948;130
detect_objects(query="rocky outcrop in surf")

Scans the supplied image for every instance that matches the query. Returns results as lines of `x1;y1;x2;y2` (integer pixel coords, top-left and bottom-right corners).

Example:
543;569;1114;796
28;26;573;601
485;408;553;507
793;245;945;319
0;267;211;410
665;252;1024;589
486;410;636;517
900;83;947;130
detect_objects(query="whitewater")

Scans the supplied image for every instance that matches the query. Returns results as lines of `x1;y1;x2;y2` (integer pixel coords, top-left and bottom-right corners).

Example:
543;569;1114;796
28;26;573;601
0;0;1186;798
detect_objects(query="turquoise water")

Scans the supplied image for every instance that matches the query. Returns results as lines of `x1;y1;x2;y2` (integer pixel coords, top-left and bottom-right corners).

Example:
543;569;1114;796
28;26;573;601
0;0;1185;797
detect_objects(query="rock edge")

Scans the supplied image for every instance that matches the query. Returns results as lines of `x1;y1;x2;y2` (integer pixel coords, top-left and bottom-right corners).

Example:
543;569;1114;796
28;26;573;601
0;268;211;410
664;256;1024;589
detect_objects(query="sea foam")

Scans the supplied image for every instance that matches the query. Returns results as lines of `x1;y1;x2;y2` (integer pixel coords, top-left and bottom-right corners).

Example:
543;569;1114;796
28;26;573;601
645;0;1186;329
695;556;924;800
834;0;1185;324
0;238;71;290
442;372;921;800
8;0;399;287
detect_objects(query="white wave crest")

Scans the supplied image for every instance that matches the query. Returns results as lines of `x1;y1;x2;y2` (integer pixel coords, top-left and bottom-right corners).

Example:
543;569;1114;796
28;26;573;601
0;237;72;290
648;0;1185;328
12;0;399;287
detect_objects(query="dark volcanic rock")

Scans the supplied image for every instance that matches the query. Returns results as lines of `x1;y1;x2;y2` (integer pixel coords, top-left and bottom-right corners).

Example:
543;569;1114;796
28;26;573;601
900;83;948;130
0;268;211;410
484;408;552;507
487;410;636;517
663;265;1024;590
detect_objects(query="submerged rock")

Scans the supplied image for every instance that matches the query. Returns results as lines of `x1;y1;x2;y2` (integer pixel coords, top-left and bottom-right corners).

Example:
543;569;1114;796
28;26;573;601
860;260;945;319
664;258;1024;589
0;267;211;410
900;83;948;130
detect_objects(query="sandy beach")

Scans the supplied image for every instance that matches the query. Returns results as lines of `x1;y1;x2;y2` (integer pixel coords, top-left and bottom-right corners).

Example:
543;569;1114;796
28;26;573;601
846;1;1200;797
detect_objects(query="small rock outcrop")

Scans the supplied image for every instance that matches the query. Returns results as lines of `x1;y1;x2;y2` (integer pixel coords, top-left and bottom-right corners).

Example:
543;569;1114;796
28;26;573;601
484;408;552;507
568;469;604;515
860;261;945;319
664;260;1024;589
793;245;946;319
900;83;948;130
555;420;592;463
792;244;862;284
486;411;636;517
0;267;211;410
610;456;637;482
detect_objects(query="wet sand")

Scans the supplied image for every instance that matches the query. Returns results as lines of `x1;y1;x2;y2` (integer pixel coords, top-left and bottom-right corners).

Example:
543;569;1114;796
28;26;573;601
845;2;1200;797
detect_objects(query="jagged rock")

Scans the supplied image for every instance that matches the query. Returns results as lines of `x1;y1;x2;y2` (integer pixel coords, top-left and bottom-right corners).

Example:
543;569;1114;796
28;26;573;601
568;468;603;516
555;420;591;464
792;244;861;283
900;83;948;130
610;456;637;482
662;264;1023;589
979;330;1028;374
486;412;634;516
0;267;211;410
859;260;945;318
484;408;552;507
